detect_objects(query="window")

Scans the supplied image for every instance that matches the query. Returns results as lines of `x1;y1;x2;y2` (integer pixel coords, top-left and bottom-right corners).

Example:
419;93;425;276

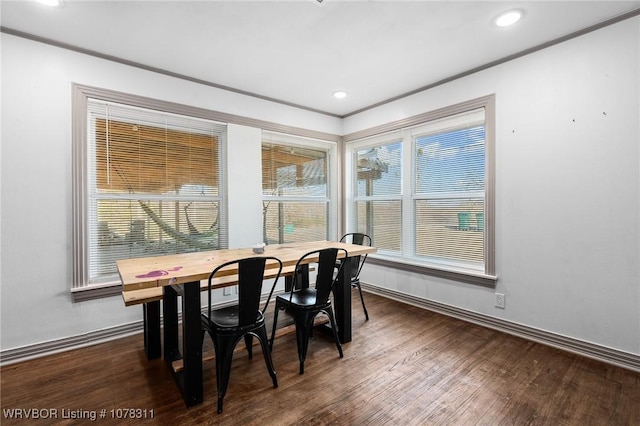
413;109;485;267
72;86;227;300
345;96;495;285
354;140;403;252
261;132;337;244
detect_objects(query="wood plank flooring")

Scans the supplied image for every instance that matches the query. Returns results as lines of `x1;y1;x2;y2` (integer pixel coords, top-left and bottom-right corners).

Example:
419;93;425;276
2;293;639;425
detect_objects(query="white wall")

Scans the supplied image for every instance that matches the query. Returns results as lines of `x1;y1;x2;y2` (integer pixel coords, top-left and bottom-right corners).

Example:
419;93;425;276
226;124;263;249
1;17;638;358
0;34;341;351
345;18;640;355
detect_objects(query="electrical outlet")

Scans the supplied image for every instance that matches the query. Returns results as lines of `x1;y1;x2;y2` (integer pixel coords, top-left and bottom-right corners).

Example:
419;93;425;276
223;287;232;296
494;293;505;309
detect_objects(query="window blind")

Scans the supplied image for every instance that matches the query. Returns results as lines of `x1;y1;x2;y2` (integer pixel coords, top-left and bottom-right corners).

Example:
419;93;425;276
355;140;403;252
413;109;485;266
86;99;227;285
262;137;331;244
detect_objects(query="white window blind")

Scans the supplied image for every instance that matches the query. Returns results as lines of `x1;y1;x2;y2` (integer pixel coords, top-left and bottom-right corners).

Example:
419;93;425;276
413;108;485;267
262;133;334;244
354;140;403;253
85;99;227;286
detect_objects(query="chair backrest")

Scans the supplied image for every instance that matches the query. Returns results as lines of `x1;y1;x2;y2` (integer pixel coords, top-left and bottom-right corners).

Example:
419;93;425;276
339;233;372;280
291;248;348;303
207;256;283;327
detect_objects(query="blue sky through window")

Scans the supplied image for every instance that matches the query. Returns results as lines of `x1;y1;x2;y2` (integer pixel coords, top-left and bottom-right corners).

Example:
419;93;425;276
416;126;485;194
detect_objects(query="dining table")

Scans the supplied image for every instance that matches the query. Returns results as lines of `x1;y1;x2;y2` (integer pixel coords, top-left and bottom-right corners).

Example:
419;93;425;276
117;240;377;407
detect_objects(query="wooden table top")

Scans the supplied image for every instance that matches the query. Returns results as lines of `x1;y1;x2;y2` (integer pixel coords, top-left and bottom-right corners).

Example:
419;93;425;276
117;240;376;291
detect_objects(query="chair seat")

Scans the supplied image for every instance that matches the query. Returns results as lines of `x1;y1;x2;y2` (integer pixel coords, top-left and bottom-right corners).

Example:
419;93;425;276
202;306;265;330
277;288;323;308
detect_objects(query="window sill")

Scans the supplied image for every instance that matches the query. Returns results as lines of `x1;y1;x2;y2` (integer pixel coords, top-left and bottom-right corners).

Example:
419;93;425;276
367;255;497;288
71;282;122;302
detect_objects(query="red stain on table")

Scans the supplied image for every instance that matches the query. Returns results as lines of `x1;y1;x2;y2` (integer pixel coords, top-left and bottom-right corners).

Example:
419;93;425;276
136;266;183;279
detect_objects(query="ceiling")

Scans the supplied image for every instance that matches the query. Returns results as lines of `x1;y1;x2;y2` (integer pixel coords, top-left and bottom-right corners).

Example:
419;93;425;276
2;0;640;117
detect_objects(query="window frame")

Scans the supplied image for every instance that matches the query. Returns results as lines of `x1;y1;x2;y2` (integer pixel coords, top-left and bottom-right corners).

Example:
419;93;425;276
343;95;496;287
71;84;229;301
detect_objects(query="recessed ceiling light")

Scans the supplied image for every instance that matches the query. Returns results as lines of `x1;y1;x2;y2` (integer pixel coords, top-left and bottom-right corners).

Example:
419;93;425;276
333;91;347;99
495;10;523;27
36;0;61;6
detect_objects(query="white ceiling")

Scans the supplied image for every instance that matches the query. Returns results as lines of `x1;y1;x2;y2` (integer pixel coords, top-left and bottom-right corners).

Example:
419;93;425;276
2;0;639;117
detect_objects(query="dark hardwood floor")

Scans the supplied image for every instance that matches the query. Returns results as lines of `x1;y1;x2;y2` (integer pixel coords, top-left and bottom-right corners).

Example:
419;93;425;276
2;293;639;425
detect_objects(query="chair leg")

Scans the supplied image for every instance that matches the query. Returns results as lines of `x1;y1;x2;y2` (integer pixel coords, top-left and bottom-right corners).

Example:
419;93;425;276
211;334;242;414
293;311;316;375
354;281;369;321
324;307;343;358
253;326;278;388
269;301;282;352
244;334;254;359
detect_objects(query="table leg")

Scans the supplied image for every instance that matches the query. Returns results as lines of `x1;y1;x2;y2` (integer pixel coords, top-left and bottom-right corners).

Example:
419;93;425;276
143;301;161;359
162;283;203;407
163;286;179;362
285;263;310;291
334;258;352;343
181;281;203;406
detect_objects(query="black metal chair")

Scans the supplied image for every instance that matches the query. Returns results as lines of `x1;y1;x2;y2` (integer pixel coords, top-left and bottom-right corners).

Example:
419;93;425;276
269;247;348;374
201;256;283;413
339;232;372;321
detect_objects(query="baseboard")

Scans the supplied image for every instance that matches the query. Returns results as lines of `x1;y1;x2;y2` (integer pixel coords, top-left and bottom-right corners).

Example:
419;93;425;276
0;292;273;367
3;286;639;373
0;321;143;366
361;283;640;373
